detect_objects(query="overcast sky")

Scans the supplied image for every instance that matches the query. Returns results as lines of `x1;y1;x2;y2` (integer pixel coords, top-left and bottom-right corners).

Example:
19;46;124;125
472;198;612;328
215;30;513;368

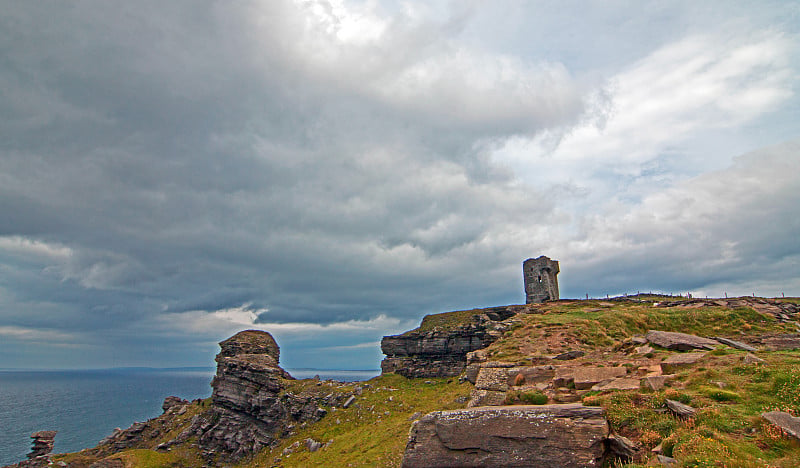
1;0;798;370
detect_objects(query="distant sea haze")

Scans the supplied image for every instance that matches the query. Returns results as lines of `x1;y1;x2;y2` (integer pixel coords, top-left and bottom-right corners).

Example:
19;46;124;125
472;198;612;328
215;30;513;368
0;367;378;466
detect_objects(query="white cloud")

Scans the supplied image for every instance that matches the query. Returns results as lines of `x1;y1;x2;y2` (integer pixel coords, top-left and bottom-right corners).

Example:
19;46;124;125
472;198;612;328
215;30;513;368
155;304;408;338
558;139;800;296
493;31;794;188
0;325;77;343
0;236;72;261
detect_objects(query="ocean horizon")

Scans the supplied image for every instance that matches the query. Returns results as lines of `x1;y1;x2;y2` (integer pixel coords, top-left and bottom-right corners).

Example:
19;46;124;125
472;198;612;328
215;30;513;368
0;367;380;466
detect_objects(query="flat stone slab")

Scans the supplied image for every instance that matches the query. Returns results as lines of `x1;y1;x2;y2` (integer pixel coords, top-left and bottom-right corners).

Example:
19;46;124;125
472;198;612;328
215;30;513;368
666;399;695;418
507;365;555;386
644;375;672;391
743;353;766;364
660;352;706;373
574;367;628;390
591;378;641;391
646;330;719;351
762;411;800;440
763;334;800;350
402;404;608;468
713;337;757;352
553;350;585;360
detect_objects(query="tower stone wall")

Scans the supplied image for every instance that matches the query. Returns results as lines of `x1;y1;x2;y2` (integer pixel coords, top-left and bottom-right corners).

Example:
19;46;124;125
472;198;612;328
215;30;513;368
524;256;559;303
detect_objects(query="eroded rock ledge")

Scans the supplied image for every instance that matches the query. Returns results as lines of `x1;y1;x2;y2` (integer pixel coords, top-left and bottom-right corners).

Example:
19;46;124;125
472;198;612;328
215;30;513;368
94;330;344;463
402;404;609;468
380;306;522;378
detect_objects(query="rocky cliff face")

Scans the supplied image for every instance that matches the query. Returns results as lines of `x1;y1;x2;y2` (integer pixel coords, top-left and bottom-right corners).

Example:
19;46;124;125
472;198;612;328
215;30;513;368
174;330;333;461
381;306;521;378
92;330;337;463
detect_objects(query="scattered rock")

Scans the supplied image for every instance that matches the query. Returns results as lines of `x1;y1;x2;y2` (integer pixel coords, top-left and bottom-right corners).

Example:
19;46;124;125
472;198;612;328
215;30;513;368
761;411;800;440
743;354;766;364
553;350;585;360
645;330;719;351
606;434;637;461
634;345;654;355
631;335;648;345
343;395;356;408
402;404;608;468
553;367;578;387
660;352;706;373
162;396;188;413
572;367;628;390
665;399;695;418
713;337;757;352
657;454;678;466
305;438;323;452
763;334;800;351
591;378;641;392
644;375;670;391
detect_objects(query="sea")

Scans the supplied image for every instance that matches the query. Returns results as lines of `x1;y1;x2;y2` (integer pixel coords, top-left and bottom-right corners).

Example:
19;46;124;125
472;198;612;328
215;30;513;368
0;367;379;466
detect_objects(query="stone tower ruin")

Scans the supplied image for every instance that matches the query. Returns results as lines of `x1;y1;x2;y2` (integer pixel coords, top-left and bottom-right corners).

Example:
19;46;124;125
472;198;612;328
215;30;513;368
524;256;560;303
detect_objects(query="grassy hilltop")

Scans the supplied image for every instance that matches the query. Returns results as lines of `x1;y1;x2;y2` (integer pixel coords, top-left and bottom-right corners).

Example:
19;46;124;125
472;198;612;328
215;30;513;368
54;297;800;467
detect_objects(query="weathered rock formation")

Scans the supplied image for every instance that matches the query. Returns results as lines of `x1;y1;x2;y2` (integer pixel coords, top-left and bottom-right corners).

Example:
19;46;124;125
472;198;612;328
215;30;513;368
163;330;334;461
654;297;800;323
402;404;608;468
381;307;518;378
523;256;559;303
3;431;57;468
81;330;362;464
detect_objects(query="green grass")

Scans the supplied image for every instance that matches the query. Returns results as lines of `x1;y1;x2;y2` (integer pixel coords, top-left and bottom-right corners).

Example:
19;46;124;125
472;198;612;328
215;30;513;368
483;301;791;362
54;299;800;467
587;351;800;467
410;308;485;334
241;374;471;468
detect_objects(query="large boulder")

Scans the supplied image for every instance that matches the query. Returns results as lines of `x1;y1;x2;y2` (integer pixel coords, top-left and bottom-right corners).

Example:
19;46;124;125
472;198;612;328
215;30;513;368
645;330;719;351
660;352;706;373
762;411;800;440
402;404;609;467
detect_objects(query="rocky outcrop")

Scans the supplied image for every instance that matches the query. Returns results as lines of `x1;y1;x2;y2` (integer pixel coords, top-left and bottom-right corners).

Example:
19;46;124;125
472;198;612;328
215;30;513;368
3;431;57;468
660;352;707;373
381;306;518;378
645;330;719;351
402;404;609;468
654;297;800;323
161;396;188;413
164;330;328;461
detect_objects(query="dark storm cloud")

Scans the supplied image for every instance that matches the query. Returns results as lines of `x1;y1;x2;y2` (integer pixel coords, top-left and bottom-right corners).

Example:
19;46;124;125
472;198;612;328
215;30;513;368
1;1;798;368
0;1;589;367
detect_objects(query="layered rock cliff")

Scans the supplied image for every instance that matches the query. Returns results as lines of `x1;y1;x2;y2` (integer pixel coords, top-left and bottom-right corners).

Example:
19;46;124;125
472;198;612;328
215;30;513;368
90;330;339;463
380;305;523;378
